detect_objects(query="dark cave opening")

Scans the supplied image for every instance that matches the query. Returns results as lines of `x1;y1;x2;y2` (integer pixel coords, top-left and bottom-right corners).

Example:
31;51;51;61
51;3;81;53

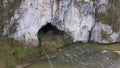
37;23;65;47
37;23;73;49
37;23;63;36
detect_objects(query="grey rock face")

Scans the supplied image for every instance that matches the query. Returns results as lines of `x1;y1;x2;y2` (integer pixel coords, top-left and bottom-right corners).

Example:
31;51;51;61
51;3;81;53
90;0;120;44
3;0;95;45
51;0;94;42
2;0;120;45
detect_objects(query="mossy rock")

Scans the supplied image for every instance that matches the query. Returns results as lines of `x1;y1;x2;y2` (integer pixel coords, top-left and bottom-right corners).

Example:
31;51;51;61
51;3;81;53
97;0;120;32
101;29;110;40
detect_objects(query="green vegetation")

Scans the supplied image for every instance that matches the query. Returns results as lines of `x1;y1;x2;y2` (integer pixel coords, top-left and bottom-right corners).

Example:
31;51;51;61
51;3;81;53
0;38;42;68
97;0;120;32
101;29;110;40
83;43;120;51
38;35;42;48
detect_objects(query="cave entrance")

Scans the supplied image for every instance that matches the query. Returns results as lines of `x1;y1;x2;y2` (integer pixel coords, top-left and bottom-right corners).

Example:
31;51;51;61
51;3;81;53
37;23;65;48
37;23;63;36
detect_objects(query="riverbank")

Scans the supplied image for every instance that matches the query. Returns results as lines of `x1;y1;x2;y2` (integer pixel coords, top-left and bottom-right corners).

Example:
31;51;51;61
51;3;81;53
27;42;120;68
0;37;120;68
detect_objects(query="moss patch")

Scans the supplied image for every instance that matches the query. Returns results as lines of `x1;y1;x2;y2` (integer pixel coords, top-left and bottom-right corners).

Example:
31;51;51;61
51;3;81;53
101;29;110;40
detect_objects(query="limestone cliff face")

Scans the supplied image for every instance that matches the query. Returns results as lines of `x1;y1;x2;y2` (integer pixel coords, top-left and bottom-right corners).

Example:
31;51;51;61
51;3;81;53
91;0;120;44
2;0;120;45
51;0;94;42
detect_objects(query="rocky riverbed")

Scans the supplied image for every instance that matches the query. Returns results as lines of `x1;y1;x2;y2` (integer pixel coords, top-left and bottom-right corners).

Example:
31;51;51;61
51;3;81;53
27;43;120;68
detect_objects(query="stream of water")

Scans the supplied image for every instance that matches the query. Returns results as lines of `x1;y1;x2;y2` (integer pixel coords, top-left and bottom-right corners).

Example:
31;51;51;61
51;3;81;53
27;43;120;68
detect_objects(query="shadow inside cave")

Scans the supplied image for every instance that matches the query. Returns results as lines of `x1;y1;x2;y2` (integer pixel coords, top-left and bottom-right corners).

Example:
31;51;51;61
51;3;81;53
37;23;72;50
37;23;64;36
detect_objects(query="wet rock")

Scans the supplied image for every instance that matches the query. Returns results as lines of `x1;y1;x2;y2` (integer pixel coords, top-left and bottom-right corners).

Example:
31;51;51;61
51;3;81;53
41;43;120;68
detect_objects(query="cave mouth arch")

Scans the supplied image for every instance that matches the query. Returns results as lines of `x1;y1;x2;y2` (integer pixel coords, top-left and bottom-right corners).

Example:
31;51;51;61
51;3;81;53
37;23;65;46
37;23;64;35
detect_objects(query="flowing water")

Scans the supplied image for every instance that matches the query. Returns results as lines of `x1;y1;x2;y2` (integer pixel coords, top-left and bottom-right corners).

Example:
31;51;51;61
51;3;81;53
27;43;120;68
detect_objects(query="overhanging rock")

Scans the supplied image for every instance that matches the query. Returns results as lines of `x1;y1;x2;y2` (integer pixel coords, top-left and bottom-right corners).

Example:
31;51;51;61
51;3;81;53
3;0;95;45
3;0;120;45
